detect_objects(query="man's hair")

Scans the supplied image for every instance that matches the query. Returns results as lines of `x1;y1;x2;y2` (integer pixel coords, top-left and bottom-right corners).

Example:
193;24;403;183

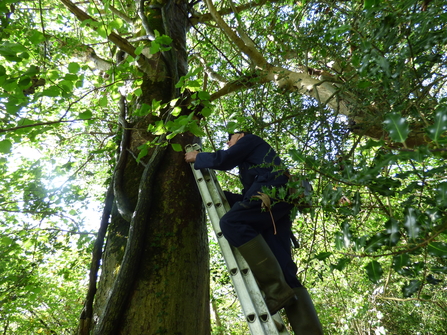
228;131;251;141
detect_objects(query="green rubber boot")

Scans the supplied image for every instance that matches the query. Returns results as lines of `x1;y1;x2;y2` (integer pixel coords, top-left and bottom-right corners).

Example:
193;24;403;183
237;235;297;314
285;287;323;334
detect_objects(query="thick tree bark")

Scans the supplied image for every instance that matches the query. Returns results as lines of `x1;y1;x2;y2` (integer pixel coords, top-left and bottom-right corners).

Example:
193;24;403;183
93;137;210;334
85;1;211;334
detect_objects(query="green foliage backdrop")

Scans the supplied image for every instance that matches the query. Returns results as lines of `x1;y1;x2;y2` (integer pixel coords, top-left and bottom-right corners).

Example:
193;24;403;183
1;0;446;334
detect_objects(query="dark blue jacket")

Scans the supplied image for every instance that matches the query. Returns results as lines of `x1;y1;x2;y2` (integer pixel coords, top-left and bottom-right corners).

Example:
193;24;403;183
194;134;288;201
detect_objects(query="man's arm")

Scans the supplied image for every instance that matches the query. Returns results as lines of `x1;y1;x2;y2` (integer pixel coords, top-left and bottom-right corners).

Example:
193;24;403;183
184;135;266;171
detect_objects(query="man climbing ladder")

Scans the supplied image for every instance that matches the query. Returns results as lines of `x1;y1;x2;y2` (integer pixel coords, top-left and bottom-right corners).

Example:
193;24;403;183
185;131;323;334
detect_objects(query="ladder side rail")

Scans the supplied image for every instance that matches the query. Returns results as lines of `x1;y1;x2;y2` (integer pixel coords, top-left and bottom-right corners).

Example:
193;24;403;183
204;169;290;335
189;166;271;334
203;169;269;307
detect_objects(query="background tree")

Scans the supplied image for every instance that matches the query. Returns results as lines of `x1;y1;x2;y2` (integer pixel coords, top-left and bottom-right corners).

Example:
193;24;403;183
1;0;446;334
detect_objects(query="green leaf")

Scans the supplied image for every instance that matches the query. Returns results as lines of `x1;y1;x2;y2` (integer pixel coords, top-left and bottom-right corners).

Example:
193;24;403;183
393;254;410;272
134;103;150;118
78;111;92;119
402;280;421;297
426;105;447;142
185;80;201;92
136;144;149;163
314;252;332;261
198;91;210;100
321;184;343;207
156;34;173;45
334;232;344;250
23;65;40;77
365;233;389;253
148;120;166;135
383;113;409;143
436;182;447;207
188;121;206;137
29;29;46;45
171;106;182;116
428;242;447;258
431;266;447;274
97;25;108;39
357;80;372;88
109;18;123;30
353;236;367;251
330;257;351;271
0;236;14;246
150;42;160;54
332;25;350;34
200;107;212;117
365;260;383;283
148;99;162;115
289;149;306;164
377;56;390;76
0;140;12;154
171;143;183;152
0;42;27;60
135;45;145;56
225;121;238;134
18;76;31;88
64;74;78;81
404;207;420;240
98;96;108;107
340;222;352;248
368;176;401;196
134;88;143;96
40;86;61;97
385;218;401;245
68;62;80;74
426;274;442;285
363;0;380;10
351;53;360;67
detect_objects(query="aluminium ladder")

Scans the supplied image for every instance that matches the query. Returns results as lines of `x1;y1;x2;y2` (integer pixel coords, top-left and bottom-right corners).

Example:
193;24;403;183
185;143;290;335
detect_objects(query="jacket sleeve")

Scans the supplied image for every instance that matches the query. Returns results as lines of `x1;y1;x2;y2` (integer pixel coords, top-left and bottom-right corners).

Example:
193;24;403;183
194;135;259;171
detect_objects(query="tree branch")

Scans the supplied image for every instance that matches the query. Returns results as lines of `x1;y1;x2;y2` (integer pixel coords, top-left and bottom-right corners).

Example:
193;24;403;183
135;0;156;40
82;47;113;71
0;119;84;134
113;95;133;222
189;0;278;26
108;3;134;24
79;182;114;335
209;71;270;100
190;55;227;86
339;221;447;259
59;0;152;73
210;67;351;115
204;0;267;68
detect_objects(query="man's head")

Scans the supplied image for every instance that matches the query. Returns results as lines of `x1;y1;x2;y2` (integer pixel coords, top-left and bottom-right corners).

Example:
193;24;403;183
227;131;250;147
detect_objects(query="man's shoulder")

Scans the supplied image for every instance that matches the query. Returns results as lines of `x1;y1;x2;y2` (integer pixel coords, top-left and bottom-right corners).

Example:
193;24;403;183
237;134;275;159
240;134;264;143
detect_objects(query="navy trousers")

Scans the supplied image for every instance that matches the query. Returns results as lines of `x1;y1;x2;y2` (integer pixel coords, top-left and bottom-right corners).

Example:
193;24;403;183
221;191;302;288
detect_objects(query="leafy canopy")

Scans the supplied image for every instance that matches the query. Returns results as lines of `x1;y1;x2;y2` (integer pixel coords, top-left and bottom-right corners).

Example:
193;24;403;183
1;0;447;334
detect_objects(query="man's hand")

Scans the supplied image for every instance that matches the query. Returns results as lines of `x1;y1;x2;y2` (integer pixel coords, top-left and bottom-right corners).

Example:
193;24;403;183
184;150;199;163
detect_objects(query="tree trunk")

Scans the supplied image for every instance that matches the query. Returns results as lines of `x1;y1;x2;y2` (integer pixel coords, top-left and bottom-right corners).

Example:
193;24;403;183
93;138;210;334
89;1;211;334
